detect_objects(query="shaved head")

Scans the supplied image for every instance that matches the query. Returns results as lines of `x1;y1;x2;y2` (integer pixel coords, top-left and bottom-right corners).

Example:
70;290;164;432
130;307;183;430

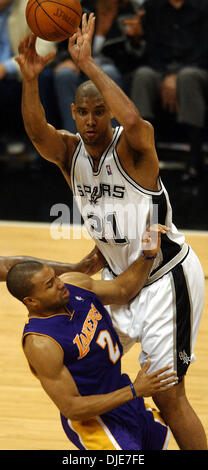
75;81;104;105
6;261;44;302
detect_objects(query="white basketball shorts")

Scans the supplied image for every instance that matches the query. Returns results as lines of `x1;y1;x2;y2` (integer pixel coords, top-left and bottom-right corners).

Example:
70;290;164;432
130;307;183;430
103;246;205;381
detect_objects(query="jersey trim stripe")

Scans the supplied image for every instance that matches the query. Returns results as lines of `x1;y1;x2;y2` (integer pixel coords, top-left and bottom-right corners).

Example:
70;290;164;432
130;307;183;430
106;243;189;286
96;416;122;449
146;243;189;285
162;427;171;450
22;332;64;354
70;140;82;194
113;149;163;196
171;263;192;380
151;191;182;272
145;404;171;449
67;416;122;450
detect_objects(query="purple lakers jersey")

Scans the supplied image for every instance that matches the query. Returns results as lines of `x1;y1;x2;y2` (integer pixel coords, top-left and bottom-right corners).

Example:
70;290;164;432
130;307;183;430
22;283;131;396
22;283;170;450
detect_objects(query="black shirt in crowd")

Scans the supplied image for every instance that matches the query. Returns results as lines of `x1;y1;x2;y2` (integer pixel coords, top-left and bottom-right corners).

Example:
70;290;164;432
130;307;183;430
141;0;208;74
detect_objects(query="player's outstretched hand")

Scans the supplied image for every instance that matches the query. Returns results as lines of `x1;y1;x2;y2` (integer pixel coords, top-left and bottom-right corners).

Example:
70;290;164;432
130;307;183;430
75;245;107;276
142;223;170;258
15;34;56;82
133;359;178;398
68;13;95;66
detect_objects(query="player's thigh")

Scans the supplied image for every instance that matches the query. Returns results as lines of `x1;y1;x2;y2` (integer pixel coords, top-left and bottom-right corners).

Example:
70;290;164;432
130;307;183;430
138;273;176;372
152;377;186;416
181;246;205;350
139;249;204;379
138;269;192;377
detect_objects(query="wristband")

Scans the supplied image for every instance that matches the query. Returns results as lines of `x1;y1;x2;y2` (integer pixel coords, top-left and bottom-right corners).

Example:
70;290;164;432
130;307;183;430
142;250;157;261
129;381;137;400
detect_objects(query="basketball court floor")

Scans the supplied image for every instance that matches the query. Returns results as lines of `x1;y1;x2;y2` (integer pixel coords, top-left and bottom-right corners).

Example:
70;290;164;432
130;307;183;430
0;141;208;450
0;222;207;450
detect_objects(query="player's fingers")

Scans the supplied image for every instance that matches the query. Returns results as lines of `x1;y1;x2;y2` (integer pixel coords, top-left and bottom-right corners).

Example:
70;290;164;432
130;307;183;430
156;371;178;382
156;382;177;393
82;12;87;33
28;33;37;47
156;376;178;390
15;55;22;66
147;224;170;234
24;33;36;52
69;30;80;46
157;224;170;233
18;35;31;54
150;365;173;377
161;376;178;386
88;13;95;37
88;12;95;25
143;358;151;372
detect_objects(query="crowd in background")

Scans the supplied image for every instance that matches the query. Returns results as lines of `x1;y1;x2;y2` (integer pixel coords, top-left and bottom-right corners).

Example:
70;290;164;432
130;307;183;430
1;0;208;184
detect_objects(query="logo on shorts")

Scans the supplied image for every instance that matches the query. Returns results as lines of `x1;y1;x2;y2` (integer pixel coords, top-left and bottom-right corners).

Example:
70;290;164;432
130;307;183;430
179;350;191;365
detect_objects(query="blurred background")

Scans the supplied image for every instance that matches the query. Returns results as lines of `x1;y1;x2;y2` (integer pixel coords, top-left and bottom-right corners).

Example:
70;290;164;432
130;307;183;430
0;0;208;452
0;0;208;230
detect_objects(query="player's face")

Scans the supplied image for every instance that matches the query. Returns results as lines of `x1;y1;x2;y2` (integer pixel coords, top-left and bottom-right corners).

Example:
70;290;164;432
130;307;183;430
71;95;112;146
29;266;70;312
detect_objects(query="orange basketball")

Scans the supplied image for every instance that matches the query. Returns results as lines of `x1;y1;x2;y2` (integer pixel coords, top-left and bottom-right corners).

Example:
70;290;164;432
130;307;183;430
26;0;82;42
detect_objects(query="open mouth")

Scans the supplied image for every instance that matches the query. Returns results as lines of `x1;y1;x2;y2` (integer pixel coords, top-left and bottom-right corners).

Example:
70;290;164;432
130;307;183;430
85;130;97;136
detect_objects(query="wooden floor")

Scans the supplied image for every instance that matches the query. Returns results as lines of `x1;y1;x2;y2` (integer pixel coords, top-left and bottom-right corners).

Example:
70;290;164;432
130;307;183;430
0;223;207;450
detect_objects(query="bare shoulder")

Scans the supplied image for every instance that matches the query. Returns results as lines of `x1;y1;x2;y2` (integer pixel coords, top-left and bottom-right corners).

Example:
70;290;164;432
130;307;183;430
59;272;93;291
116;120;159;190
120;118;155;151
23;333;63;376
57;130;80;168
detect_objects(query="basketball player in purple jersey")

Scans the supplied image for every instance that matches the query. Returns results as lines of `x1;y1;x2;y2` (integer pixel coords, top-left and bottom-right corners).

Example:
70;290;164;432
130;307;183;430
6;225;176;450
14;14;206;449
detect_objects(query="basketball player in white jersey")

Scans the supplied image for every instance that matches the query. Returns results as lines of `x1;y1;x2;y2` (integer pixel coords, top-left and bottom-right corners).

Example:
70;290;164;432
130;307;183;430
15;14;206;449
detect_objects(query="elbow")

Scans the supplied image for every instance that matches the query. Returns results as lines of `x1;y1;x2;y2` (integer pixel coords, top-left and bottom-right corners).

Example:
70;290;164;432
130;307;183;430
61;401;80;421
63;409;92;421
24;125;43;146
124;110;142;132
63;409;81;421
61;398;94;421
117;286;132;305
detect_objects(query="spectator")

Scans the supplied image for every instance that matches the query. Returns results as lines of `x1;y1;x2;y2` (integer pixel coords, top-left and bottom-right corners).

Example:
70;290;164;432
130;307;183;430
0;0;57;155
133;0;144;4
126;0;208;183
53;0;141;133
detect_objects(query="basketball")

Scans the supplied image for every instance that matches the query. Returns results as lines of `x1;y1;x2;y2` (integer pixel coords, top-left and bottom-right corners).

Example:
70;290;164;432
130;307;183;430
26;0;82;42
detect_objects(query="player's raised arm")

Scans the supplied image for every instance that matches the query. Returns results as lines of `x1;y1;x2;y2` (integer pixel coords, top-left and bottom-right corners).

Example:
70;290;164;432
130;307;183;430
15;34;77;172
0;245;106;282
91;224;170;305
69;14;158;171
60;224;170;306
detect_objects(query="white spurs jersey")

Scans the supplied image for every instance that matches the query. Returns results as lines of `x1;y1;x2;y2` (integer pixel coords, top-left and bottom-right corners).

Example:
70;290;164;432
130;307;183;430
71;126;187;284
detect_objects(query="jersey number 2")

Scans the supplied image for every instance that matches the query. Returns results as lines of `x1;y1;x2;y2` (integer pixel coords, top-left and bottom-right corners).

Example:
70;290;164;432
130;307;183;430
96;330;120;364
